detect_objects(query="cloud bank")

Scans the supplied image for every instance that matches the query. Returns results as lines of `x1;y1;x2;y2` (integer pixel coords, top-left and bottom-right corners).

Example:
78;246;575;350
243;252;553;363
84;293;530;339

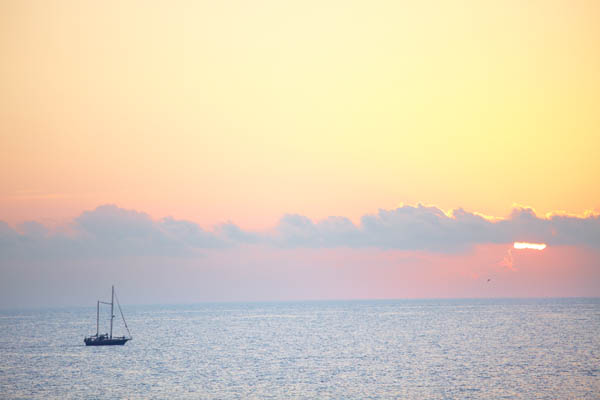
0;204;599;261
1;204;599;306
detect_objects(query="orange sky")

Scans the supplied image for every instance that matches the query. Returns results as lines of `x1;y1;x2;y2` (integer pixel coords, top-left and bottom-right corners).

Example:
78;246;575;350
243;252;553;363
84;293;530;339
1;0;599;229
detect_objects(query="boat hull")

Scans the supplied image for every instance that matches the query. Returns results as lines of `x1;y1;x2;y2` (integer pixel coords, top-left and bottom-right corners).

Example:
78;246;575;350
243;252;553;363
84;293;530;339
84;337;130;346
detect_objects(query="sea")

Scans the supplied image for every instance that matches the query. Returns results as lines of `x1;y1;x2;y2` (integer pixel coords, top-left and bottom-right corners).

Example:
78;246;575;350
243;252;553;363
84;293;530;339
1;298;599;399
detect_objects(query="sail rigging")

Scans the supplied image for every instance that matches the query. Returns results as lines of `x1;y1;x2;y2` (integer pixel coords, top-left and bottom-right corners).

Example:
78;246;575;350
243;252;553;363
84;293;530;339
114;289;132;339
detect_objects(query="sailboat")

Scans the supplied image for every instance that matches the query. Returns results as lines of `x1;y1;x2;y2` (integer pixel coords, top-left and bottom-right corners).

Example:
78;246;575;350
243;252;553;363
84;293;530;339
84;285;132;346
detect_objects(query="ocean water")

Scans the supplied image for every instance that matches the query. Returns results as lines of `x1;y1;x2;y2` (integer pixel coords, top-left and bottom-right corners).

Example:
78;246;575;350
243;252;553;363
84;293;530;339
0;298;599;399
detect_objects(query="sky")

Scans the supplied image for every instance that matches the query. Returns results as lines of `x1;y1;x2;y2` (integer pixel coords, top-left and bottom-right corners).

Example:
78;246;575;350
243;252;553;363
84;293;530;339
1;0;599;307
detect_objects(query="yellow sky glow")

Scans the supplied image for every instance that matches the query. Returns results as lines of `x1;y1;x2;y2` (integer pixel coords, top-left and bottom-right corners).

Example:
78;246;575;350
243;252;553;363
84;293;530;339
1;0;599;228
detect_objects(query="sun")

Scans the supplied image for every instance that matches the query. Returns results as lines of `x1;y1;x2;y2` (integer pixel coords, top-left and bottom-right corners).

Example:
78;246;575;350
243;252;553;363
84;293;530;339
514;242;547;250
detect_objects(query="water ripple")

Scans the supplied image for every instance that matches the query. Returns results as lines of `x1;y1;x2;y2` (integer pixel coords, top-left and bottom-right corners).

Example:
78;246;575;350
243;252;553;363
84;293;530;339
1;298;599;399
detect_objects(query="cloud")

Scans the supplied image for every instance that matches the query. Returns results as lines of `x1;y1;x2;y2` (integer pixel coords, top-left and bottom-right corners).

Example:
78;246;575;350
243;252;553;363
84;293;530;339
272;214;362;248
0;204;599;262
271;205;600;252
1;204;599;307
495;207;600;248
359;205;501;252
0;205;236;260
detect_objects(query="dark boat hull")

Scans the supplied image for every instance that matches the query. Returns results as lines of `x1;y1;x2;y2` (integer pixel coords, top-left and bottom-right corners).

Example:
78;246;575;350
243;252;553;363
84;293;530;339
85;337;130;346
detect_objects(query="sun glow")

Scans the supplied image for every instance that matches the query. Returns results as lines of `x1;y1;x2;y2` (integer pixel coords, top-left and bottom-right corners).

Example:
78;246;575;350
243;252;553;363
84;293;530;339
514;242;547;250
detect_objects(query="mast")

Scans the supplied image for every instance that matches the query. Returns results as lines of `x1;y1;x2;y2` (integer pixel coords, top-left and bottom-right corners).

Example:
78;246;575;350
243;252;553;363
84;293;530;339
96;300;99;336
110;285;114;339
